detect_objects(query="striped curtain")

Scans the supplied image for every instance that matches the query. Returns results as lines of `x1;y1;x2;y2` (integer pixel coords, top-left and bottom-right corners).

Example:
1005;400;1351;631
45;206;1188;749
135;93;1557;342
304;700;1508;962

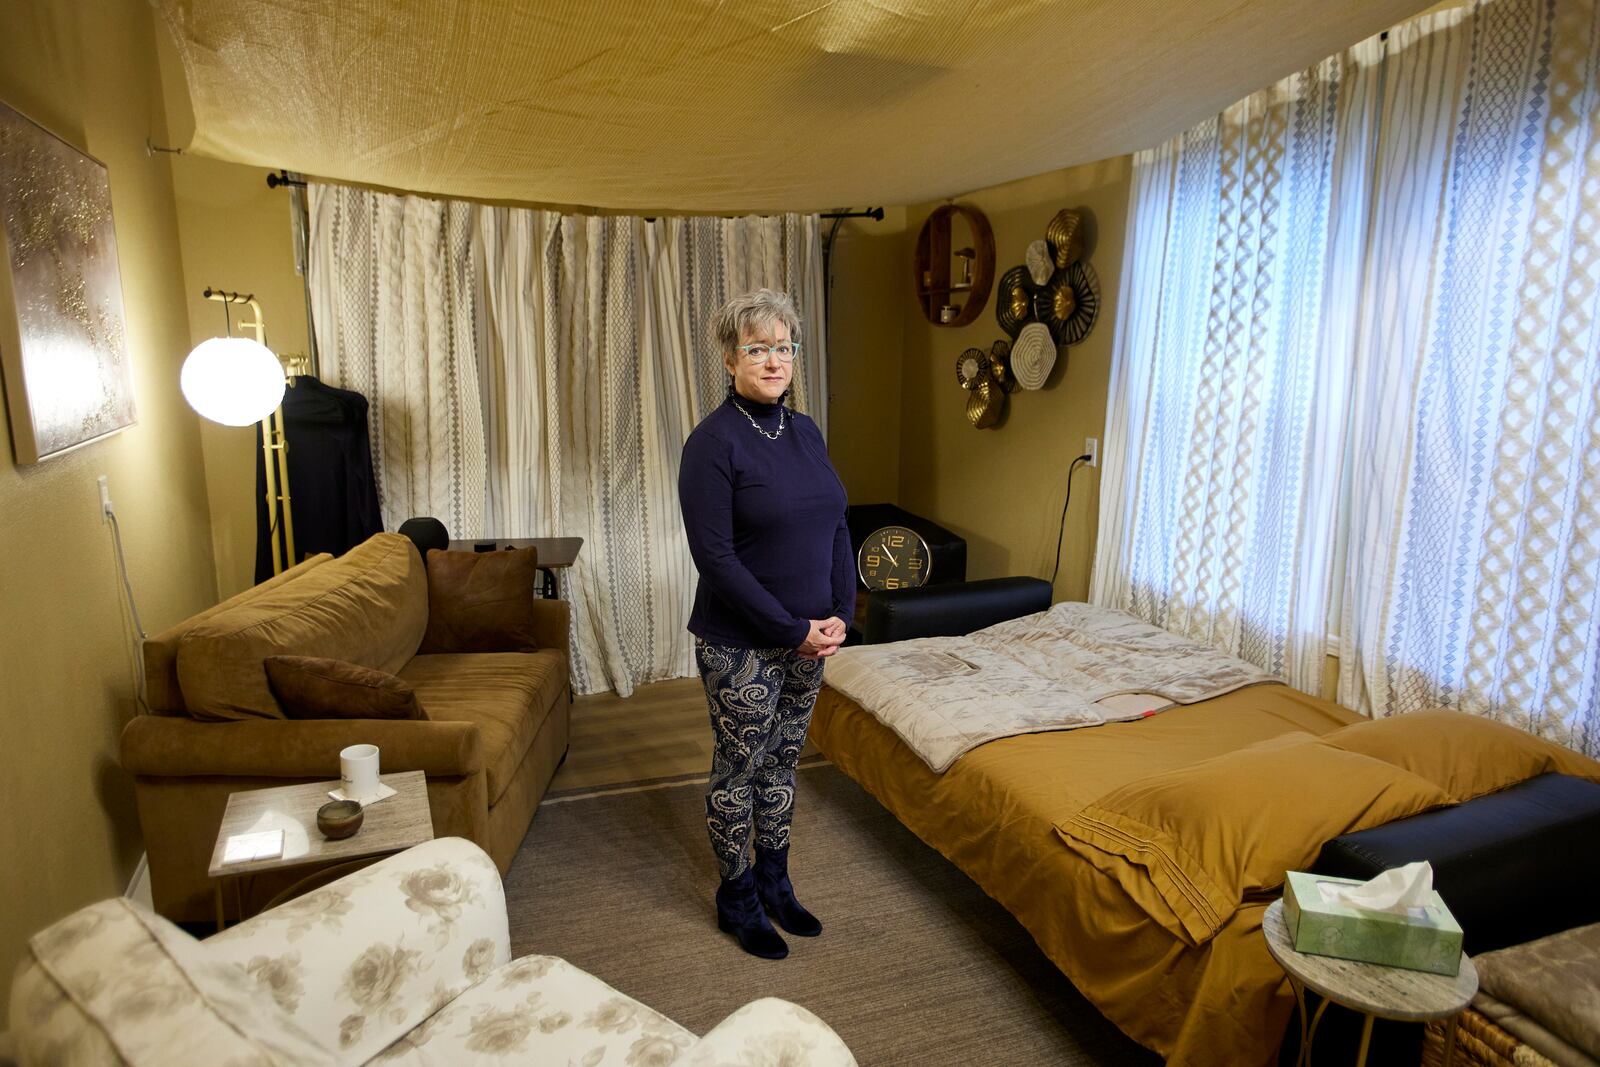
307;188;485;538
480;211;826;696
312;188;827;696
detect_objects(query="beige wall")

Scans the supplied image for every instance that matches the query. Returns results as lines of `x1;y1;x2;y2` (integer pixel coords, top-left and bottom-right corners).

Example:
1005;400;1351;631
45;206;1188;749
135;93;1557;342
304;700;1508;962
898;158;1130;603
0;0;221;1013
168;156;311;598
825;208;907;506
154;26;313;599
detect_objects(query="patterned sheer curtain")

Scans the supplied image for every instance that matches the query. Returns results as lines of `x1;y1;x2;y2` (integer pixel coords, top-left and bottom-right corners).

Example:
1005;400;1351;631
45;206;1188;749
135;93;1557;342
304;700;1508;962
1340;0;1600;755
480;211;826;696
1090;42;1384;693
307;187;486;537
1097;0;1600;755
311;187;827;696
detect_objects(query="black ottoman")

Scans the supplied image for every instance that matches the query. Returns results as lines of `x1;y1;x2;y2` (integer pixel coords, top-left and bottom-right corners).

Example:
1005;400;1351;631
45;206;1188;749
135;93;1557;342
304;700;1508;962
1313;772;1600;955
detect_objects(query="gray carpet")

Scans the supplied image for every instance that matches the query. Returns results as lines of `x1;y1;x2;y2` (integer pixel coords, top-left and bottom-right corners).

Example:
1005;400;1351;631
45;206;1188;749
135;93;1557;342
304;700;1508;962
503;763;1161;1066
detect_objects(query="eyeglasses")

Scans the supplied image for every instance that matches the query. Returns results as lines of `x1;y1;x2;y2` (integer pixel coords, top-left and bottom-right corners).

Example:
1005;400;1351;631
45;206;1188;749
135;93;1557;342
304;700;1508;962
738;342;800;364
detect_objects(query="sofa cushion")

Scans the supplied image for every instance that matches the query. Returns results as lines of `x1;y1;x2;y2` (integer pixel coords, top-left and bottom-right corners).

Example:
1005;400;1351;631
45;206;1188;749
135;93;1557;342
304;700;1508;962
142;552;332;715
265;655;428;720
419;547;542;654
400;651;568;804
372;954;693;1066
176;533;428;721
14;898;335;1066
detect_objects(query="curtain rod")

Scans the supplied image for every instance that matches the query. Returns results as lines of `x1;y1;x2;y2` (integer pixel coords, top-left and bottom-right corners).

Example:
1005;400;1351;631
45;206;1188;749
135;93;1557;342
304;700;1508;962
267;170;883;222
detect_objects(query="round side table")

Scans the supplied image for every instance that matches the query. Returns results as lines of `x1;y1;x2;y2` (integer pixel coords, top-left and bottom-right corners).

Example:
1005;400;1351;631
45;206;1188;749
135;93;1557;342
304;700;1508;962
1263;899;1478;1067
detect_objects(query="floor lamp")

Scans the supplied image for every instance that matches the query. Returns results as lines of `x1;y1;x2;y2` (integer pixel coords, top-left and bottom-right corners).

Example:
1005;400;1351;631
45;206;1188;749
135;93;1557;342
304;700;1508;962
179;288;297;575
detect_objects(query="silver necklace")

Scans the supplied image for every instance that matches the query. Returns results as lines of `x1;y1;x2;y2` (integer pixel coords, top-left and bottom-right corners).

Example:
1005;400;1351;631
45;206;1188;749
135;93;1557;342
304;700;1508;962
731;396;786;440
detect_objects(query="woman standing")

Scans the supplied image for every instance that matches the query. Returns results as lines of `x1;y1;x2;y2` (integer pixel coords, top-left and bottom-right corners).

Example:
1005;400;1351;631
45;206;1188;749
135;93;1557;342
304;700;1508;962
678;289;853;960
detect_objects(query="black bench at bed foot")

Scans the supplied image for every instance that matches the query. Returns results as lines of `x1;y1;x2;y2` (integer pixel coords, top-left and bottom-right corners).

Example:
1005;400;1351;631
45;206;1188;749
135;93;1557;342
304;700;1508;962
1313;771;1600;956
1272;772;1600;1067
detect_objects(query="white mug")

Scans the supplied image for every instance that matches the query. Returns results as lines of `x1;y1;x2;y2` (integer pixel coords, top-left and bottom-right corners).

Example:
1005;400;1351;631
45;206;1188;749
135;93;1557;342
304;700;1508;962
339;744;380;801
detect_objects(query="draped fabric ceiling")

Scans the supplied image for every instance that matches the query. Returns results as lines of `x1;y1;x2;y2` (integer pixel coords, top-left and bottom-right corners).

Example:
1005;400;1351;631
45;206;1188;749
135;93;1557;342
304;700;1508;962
155;0;1433;212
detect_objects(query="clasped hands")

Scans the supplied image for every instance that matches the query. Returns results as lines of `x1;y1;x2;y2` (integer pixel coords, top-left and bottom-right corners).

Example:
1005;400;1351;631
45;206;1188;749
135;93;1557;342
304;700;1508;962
797;616;847;659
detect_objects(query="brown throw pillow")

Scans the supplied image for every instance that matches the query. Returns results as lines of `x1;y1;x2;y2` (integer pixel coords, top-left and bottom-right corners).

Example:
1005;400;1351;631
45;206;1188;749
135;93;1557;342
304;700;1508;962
418;547;541;654
263;656;427;720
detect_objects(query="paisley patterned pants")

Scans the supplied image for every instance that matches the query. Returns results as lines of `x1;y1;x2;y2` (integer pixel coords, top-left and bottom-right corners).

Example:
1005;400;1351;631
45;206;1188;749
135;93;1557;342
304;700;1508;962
695;640;827;879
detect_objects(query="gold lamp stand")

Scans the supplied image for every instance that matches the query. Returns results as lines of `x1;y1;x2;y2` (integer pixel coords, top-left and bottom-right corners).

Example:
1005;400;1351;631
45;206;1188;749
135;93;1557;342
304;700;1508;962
203;288;297;575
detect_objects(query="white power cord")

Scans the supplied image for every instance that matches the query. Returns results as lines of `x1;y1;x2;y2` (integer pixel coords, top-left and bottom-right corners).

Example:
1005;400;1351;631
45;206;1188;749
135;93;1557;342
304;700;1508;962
105;504;149;711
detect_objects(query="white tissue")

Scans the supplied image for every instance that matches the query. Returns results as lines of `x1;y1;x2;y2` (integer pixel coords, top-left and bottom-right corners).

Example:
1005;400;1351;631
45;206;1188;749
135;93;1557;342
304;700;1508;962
1324;860;1435;914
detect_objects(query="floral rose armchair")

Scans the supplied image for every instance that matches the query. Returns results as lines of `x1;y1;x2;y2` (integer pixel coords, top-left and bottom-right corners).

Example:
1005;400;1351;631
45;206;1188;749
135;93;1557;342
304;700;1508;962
8;838;856;1066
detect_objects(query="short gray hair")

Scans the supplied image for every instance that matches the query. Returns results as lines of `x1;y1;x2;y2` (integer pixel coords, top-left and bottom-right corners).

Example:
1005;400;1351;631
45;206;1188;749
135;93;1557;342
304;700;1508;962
711;289;801;360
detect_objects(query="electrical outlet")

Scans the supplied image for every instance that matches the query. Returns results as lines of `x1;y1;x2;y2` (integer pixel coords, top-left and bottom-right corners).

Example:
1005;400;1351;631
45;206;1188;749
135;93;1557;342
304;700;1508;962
97;475;114;521
1085;438;1099;468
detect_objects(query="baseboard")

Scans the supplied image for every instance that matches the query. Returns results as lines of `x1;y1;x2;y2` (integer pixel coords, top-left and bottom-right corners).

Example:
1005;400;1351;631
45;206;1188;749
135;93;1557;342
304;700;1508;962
125;852;152;908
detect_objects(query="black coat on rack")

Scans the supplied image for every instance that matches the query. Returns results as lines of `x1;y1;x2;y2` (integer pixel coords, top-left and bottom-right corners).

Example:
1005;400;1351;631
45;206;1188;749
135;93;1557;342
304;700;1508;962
255;376;383;583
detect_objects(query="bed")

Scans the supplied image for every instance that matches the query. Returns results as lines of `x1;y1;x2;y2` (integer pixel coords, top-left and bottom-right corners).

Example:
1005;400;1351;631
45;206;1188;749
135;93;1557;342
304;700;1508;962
809;604;1600;1067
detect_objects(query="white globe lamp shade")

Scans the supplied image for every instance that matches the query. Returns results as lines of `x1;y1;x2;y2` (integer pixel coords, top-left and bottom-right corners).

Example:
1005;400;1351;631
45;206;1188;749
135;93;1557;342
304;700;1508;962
180;337;286;426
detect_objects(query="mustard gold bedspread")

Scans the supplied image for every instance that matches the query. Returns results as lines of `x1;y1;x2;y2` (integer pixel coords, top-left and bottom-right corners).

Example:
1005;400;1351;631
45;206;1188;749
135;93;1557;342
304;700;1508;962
812;684;1600;1066
810;682;1358;1067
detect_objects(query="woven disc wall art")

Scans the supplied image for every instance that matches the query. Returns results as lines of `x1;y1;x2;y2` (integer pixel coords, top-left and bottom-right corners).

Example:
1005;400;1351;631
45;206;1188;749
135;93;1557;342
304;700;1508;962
1046;208;1084;267
1010;322;1055;390
995;265;1034;339
1025;239;1053;285
987;338;1015;393
955;347;988;389
1059;261;1101;345
965;375;1003;428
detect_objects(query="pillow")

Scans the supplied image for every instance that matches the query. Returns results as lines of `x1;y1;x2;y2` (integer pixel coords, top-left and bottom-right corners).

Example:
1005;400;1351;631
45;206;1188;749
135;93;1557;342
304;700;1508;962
1321;708;1600;802
418;547;541;654
1055;732;1451;946
176;533;428;721
264;656;427;720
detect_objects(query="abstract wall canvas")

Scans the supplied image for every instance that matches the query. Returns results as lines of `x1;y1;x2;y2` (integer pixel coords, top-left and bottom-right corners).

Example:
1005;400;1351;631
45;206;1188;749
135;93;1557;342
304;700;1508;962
0;100;136;464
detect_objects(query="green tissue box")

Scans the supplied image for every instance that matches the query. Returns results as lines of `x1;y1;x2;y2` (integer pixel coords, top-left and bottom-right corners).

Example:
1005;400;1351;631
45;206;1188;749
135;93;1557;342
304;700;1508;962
1282;870;1463;976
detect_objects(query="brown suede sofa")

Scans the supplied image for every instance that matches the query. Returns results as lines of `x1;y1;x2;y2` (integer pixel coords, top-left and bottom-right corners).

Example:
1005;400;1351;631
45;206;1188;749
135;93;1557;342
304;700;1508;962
120;532;570;922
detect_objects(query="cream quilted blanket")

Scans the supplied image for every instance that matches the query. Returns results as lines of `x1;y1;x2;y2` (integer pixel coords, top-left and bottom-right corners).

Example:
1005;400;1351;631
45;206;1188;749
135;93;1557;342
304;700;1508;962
823;602;1277;772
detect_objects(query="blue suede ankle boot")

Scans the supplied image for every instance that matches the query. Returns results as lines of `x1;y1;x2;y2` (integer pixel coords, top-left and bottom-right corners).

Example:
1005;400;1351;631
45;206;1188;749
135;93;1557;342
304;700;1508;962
754;846;822;937
716;867;789;959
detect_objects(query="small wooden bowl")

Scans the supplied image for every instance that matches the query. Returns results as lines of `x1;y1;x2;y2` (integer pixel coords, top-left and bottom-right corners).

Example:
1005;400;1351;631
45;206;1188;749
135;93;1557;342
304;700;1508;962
317;800;364;840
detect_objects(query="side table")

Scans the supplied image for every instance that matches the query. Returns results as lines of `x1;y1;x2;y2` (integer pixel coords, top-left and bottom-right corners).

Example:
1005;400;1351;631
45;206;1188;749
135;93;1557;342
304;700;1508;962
207;770;434;928
1263;899;1478;1067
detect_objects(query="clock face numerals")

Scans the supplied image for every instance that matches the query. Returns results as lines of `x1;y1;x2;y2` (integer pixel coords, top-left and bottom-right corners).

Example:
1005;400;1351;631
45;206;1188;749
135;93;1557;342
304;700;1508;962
857;525;931;591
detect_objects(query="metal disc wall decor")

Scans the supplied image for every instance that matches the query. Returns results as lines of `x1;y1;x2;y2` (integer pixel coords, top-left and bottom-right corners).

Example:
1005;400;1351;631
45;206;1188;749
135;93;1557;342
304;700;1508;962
965;375;1003;428
1025;239;1053;285
1059;261;1101;345
995;265;1035;339
1033;268;1079;344
955;347;988;389
1046;209;1084;267
987;338;1015;393
1010;322;1056;390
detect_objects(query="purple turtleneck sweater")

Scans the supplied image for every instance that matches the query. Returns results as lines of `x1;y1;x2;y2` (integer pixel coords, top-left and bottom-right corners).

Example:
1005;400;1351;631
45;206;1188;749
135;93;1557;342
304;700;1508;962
679;394;854;649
